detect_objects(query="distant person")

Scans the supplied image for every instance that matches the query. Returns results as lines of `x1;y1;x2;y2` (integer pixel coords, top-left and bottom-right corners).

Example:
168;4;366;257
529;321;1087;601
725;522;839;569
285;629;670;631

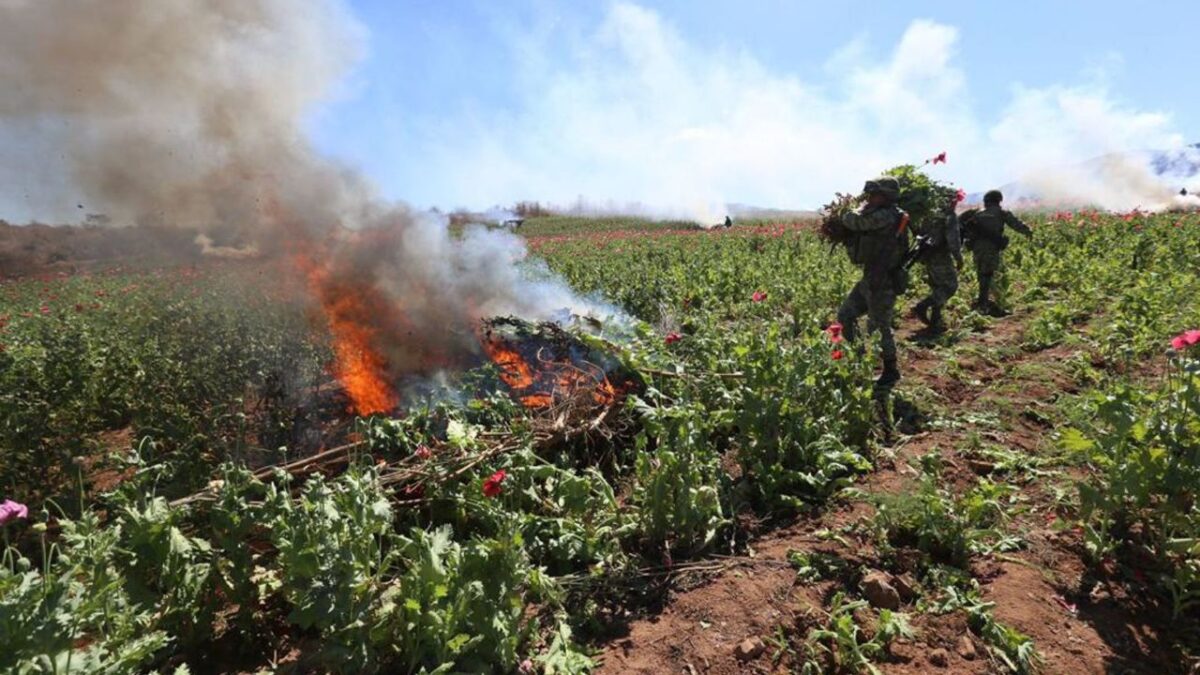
724;215;733;228
959;190;1032;316
911;201;963;332
836;176;910;388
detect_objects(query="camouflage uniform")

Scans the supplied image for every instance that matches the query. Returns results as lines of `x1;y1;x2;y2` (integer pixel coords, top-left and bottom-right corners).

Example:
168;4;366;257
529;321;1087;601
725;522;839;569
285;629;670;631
913;210;963;329
836;181;909;385
960;195;1032;312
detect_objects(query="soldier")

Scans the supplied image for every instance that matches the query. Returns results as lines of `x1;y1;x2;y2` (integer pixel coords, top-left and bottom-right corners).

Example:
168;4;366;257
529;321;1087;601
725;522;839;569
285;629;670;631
836;176;910;388
911;202;963;332
959;189;1031;315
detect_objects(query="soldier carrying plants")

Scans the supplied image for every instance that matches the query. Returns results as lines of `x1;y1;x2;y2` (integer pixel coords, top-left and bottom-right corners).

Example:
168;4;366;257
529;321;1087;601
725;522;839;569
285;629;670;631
825;176;910;389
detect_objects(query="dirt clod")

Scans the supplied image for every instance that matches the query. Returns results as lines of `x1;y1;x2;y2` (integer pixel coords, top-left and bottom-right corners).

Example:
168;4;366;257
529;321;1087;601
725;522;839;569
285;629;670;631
893;573;919;602
734;637;765;661
929;648;950;667
861;570;902;610
956;635;978;660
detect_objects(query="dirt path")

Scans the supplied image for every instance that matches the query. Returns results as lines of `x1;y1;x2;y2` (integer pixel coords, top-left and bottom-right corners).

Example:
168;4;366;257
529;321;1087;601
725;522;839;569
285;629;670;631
596;310;1186;674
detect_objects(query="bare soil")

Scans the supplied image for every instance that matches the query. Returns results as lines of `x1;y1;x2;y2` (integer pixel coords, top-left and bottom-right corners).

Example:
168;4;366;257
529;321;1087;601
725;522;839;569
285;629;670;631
593;308;1195;674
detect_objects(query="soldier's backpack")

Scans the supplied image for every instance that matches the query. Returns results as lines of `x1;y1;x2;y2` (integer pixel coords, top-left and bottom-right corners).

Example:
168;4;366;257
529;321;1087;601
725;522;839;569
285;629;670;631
959;208;1009;250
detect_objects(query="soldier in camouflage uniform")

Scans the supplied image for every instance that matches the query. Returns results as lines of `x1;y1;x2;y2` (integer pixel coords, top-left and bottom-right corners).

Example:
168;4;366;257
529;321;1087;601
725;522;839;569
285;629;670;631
912;205;963;332
836;176;910;387
959;190;1032;315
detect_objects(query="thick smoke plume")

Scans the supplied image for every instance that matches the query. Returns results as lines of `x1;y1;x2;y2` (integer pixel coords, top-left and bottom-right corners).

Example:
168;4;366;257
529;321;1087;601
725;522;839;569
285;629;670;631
1016;152;1200;212
0;0;608;409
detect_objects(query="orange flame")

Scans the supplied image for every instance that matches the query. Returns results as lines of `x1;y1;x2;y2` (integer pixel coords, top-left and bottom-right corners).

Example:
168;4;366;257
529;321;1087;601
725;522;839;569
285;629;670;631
322;289;397;415
481;335;617;409
296;249;398;416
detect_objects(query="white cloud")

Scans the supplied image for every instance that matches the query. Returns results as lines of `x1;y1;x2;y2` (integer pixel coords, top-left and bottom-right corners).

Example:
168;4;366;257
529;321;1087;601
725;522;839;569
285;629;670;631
420;3;1189;215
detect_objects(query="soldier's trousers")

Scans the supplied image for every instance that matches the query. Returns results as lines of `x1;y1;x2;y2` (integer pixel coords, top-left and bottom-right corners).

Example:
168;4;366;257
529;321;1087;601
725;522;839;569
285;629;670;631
921;253;958;309
971;243;1002;305
837;279;897;362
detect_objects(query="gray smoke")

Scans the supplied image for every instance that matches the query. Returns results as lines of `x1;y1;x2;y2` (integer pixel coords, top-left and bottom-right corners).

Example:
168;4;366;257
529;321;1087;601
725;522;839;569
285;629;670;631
0;0;613;387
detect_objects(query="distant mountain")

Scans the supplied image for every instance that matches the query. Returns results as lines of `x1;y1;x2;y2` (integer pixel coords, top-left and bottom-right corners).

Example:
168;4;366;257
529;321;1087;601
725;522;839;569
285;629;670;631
726;203;820;221
966;143;1200;207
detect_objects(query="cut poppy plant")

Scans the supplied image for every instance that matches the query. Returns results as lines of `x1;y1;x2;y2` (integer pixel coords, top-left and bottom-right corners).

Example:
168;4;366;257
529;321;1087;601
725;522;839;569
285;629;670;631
483;470;506;498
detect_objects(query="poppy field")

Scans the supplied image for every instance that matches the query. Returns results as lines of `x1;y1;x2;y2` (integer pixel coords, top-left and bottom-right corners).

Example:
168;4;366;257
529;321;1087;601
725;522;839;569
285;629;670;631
2;209;1200;673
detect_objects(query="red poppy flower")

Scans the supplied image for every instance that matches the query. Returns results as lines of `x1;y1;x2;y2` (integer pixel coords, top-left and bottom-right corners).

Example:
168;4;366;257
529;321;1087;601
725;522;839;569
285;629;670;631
483;470;506;498
751;290;767;303
826;322;843;340
415;445;432;460
831;349;844;360
932;151;947;165
1185;329;1200;346
1173;334;1189;351
664;332;682;345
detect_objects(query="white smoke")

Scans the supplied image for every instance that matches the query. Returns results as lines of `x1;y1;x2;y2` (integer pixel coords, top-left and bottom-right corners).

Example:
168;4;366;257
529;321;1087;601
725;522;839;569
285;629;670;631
0;0;617;387
392;4;1194;214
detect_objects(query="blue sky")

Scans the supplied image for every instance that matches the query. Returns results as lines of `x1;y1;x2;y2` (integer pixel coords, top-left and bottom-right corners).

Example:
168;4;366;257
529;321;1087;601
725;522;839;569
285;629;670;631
302;0;1199;213
2;1;1196;222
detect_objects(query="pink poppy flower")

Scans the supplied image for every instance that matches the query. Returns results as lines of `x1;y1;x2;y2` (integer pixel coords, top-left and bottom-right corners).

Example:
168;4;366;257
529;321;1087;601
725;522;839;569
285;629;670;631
664;332;682;345
414;445;432;460
932;151;947;164
751;290;767;303
0;499;29;525
954;188;966;204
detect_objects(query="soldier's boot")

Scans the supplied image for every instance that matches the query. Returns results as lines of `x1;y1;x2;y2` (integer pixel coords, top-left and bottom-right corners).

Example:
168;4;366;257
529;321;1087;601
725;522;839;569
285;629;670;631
974;276;993;313
873;390;895;444
876;357;901;388
929;305;945;332
912;299;932;327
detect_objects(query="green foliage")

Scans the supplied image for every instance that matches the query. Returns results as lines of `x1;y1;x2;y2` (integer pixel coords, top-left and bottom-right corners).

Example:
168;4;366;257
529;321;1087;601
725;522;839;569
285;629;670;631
632;400;725;554
2;209;1200;669
932;582;1039;673
800;592;914;675
732;326;874;509
1068;350;1200;616
0;511;170;673
378;525;541;673
870;477;1021;567
882;164;960;230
